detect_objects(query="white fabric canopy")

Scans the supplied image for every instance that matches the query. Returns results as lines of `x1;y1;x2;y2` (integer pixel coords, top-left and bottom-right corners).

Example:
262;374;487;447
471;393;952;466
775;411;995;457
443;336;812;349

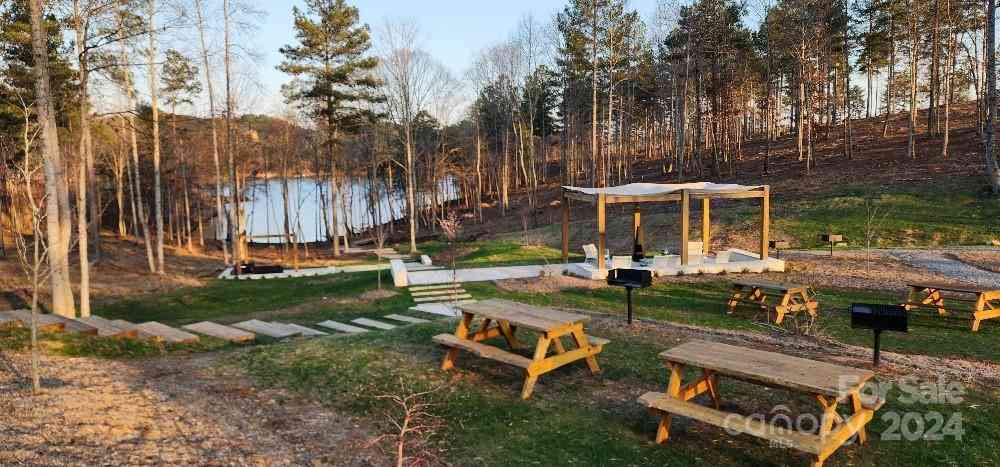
563;182;764;198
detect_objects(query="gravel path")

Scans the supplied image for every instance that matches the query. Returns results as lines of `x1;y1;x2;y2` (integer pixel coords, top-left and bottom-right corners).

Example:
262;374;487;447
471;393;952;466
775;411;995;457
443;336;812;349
887;250;1000;288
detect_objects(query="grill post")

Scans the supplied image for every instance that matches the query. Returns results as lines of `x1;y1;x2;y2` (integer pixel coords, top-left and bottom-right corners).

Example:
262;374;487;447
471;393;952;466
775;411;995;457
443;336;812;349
627;287;634;324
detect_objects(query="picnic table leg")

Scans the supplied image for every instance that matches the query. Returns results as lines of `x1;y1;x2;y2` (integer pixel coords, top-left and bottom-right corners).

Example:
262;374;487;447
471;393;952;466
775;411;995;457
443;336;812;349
774;292;792;325
441;312;474;371
726;285;745;314
849;390;868;444
818;396;840;437
570;325;601;375
499;321;521;349
702;369;720;409
971;293;1000;331
522;334;553;400
921;288;948;316
655;362;684;444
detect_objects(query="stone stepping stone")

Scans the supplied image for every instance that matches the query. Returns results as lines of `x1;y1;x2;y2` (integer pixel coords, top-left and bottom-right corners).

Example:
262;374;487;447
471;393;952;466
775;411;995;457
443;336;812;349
132;321;200;344
351;318;396;330
1;309;68;333
409;284;463;292
409;303;462;318
411;288;466;297
77;315;137;338
182;321;255;342
414;294;473;303
274;322;328;337
384;314;430;324
316;320;369;334
231;319;300;339
0;310;25;328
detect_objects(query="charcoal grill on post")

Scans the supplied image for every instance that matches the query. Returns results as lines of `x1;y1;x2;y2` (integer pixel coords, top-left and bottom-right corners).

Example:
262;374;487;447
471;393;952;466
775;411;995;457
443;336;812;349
851;303;908;367
607;269;652;324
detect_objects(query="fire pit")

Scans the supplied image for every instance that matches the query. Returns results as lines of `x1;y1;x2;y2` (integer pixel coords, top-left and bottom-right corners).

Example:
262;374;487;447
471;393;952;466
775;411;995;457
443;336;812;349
607;268;652;324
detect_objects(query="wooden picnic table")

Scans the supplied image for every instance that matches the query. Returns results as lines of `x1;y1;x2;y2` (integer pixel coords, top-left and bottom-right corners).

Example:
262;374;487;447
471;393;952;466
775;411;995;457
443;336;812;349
640;340;882;467
434;298;609;399
726;280;818;325
902;282;1000;331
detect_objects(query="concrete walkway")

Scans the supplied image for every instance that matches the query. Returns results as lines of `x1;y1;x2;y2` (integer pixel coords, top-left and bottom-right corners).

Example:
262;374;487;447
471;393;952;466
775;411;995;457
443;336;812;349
888;250;1000;289
405;264;567;286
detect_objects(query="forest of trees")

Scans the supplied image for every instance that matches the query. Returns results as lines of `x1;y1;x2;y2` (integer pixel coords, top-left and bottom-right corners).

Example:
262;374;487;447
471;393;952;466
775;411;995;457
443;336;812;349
2;0;1000;318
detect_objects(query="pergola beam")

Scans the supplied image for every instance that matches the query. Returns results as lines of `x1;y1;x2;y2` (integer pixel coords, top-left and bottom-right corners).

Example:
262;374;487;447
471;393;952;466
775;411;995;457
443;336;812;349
702;198;711;256
680;190;690;266
597;193;607;270
562;194;570;263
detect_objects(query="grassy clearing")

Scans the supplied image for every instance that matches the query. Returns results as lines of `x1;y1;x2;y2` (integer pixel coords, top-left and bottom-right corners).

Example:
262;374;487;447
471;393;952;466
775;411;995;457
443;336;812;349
401;240;583;267
233;319;1000;467
464;279;1000;362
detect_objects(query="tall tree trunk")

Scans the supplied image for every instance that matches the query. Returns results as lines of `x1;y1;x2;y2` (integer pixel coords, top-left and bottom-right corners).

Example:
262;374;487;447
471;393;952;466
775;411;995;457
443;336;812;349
148;0;165;273
224;0;242;274
986;0;1000;192
908;1;919;159
591;0;601;187
194;0;229;263
73;0;90;316
28;0;75;316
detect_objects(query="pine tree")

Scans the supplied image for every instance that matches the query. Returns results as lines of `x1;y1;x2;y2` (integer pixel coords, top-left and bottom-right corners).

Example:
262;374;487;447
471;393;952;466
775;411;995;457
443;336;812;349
278;0;379;256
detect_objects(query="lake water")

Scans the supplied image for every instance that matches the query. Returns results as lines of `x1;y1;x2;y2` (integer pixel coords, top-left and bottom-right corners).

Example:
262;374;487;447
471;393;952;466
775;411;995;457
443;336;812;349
215;176;457;244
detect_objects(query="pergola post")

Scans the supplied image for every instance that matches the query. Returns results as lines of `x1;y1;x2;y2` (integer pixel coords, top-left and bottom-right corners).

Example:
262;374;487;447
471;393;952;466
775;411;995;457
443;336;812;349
633;205;643;246
680;190;690;266
702;198;711;255
597;193;607;270
561;194;570;264
760;186;770;260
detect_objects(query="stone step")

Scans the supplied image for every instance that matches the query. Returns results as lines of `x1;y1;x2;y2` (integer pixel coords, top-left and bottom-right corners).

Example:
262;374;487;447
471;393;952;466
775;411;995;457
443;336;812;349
110;319;156;338
413;294;473;303
182;321;255;342
409;303;462;318
316;320;369;334
0;309;26;328
351;318;396;330
275;322;328;337
131;321;200;344
410;288;466;297
409;284;463;292
383;314;430;324
1;309;67;333
231;319;300;339
76;316;137;338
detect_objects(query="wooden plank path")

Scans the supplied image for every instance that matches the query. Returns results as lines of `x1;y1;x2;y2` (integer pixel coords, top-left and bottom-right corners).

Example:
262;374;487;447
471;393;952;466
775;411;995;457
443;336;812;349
384;314;430;324
411;288;466;297
131;322;200;344
351;318;396;330
414;293;473;303
232;319;300;339
182;321;255;342
409;284;461;292
316;320;369;334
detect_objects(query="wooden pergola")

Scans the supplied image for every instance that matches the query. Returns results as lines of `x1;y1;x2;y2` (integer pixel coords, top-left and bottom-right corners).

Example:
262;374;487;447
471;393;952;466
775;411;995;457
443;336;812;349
560;183;771;269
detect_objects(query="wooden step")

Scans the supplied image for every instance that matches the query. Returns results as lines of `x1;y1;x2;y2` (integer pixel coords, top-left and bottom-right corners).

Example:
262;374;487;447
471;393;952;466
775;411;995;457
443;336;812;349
1;310;66;333
351;318;396;330
275;322;328;337
182;321;255;342
131;321;200;344
411;288;466;297
384;314;430;324
432;334;532;368
409;284;464;292
76;316;137;338
638;392;823;455
231;319;300;339
316;320;370;334
414;294;473;303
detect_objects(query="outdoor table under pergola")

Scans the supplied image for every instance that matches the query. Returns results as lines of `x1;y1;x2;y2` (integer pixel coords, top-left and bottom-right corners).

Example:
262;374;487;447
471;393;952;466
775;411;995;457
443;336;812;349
560;182;772;271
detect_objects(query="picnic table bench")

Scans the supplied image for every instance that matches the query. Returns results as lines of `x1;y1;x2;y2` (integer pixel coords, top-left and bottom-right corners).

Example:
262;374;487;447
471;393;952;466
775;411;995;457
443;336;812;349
434;298;609;399
726;280;818;325
640;340;882;467
902;282;1000;331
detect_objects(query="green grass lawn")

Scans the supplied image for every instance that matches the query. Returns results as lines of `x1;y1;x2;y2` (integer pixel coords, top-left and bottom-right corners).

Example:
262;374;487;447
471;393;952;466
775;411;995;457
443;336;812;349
400;240;584;267
233;319;1000;467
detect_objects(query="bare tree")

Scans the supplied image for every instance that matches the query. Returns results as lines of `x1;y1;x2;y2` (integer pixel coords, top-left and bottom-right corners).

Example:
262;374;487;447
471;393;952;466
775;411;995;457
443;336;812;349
987;0;1000;193
377;20;448;254
147;0;165;273
28;0;75;317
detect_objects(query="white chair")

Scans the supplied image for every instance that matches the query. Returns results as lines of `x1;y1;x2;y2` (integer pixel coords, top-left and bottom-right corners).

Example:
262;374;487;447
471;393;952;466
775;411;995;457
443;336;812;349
582;244;598;264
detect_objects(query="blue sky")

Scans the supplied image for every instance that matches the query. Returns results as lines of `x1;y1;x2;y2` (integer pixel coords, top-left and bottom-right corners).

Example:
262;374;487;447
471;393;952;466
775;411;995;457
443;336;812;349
253;0;660;112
